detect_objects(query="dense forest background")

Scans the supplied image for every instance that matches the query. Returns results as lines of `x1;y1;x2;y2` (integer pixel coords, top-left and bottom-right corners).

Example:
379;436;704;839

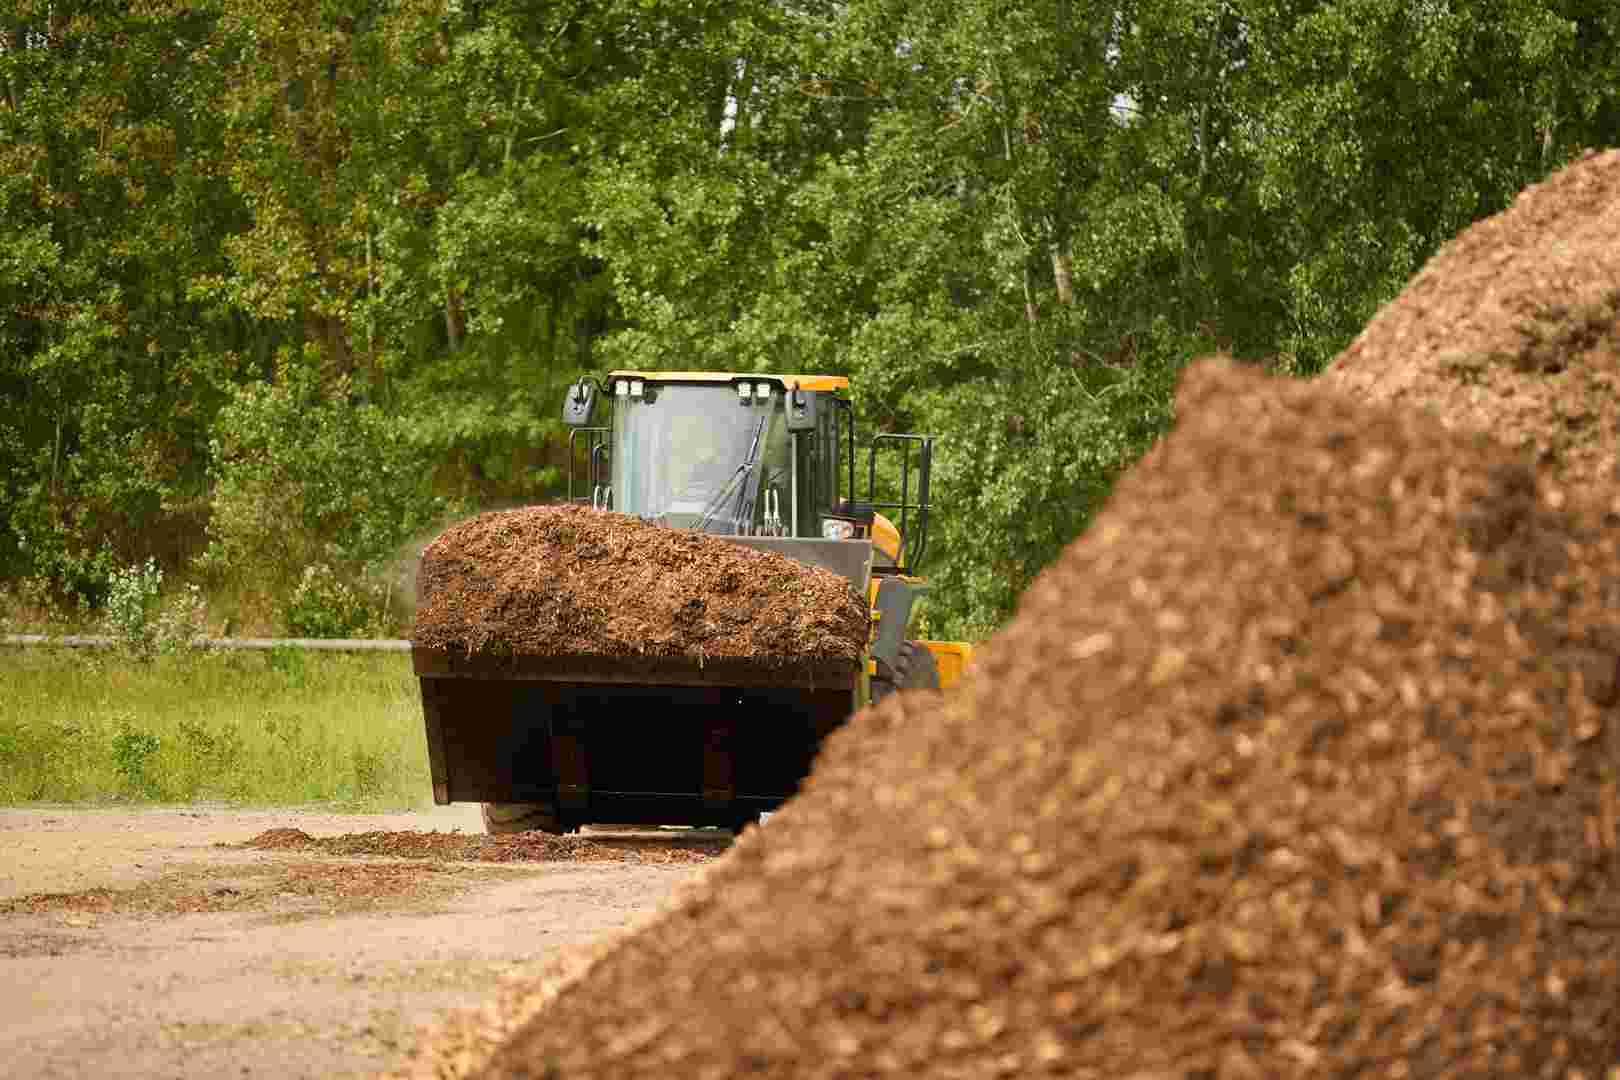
3;0;1618;638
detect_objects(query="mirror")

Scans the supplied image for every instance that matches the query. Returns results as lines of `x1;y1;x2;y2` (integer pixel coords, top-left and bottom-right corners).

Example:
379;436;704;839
785;384;818;432
562;379;597;427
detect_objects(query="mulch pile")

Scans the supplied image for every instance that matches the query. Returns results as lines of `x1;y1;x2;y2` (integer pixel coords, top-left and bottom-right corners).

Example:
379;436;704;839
411;505;868;664
240;829;721;866
472;359;1620;1079
1323;148;1620;490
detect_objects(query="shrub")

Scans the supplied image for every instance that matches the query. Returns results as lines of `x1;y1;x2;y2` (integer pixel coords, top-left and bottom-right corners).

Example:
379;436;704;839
153;582;209;653
281;563;375;638
99;560;210;657
173;717;246;799
110;717;163;799
102;557;164;656
267;644;308;684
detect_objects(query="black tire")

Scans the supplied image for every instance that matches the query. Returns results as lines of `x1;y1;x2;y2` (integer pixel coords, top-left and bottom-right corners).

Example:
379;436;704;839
871;640;941;703
480;801;567;836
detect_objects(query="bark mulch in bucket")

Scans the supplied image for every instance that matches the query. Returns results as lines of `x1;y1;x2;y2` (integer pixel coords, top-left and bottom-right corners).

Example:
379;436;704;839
1322;147;1620;491
411;504;868;663
472;360;1620;1079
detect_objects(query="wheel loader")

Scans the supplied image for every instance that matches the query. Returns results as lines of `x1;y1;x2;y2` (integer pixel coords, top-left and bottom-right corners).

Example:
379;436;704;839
412;371;974;835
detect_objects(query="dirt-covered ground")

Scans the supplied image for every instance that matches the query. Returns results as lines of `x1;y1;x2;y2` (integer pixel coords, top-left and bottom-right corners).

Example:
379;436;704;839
0;805;725;1079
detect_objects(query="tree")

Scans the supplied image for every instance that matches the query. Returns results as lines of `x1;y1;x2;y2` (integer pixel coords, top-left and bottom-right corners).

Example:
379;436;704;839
1238;0;1620;370
0;2;244;595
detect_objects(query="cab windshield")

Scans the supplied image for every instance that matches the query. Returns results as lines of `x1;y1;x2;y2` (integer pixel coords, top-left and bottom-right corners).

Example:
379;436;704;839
611;384;789;533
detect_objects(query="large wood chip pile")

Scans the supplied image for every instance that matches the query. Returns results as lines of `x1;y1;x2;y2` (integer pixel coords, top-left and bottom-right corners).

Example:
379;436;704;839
471;359;1620;1078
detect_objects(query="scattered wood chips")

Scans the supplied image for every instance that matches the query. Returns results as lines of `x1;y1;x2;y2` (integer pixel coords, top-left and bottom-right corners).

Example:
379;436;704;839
241;829;722;866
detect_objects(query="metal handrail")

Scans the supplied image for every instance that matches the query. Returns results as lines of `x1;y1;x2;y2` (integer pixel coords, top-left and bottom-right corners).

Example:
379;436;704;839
865;433;935;570
567;426;610;504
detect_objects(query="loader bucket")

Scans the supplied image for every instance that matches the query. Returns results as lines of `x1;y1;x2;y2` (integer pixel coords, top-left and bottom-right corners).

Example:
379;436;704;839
414;650;859;828
412;536;873;830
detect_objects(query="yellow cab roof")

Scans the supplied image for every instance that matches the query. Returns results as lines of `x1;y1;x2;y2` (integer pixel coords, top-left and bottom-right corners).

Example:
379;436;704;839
607;370;849;392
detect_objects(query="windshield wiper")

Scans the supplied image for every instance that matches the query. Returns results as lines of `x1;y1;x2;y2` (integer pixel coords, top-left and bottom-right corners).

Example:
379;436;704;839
696;413;767;534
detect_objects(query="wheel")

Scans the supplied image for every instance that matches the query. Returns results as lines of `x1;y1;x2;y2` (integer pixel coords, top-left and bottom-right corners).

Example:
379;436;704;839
480;801;567;836
871;640;941;703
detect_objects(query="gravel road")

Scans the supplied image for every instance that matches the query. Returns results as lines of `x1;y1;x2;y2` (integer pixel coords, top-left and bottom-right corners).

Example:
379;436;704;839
0;805;723;1079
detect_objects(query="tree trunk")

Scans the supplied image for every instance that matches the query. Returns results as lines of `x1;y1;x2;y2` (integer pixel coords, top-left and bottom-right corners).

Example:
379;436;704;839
1197;6;1225;187
445;288;466;352
719;58;751;148
51;407;63;498
363;222;377;382
305;312;354;379
545;290;560;374
1183;4;1228;302
1051;247;1074;306
504;80;523;168
1049;0;1078;311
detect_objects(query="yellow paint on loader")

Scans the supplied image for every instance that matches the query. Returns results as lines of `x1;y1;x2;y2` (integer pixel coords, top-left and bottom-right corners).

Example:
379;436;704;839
919;641;974;688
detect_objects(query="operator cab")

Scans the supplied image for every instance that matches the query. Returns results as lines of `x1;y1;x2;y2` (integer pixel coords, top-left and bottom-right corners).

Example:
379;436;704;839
561;371;933;572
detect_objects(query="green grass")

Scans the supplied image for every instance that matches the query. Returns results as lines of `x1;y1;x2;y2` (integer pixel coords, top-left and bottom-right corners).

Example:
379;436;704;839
0;646;431;809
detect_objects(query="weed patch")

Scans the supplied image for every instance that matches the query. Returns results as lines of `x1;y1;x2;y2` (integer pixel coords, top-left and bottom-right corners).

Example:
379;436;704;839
0;649;430;808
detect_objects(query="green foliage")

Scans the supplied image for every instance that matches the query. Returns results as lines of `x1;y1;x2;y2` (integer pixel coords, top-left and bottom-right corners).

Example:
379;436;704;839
152;583;210;654
281;564;376;639
202;355;449;612
922;336;1193;637
1233;0;1620;371
111;717;164;799
350;744;387;800
173;717;247;800
102;558;165;656
267;645;309;686
0;3;244;590
99;559;210;657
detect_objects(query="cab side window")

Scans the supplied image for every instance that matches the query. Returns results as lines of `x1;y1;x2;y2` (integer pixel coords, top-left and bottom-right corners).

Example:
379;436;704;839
757;407;792;528
817;398;844;511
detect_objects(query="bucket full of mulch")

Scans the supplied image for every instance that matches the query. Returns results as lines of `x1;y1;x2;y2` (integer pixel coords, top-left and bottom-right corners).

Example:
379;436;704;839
412;504;869;669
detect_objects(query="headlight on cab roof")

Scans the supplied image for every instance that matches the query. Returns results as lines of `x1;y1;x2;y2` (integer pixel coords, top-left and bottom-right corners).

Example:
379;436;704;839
822;518;855;541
